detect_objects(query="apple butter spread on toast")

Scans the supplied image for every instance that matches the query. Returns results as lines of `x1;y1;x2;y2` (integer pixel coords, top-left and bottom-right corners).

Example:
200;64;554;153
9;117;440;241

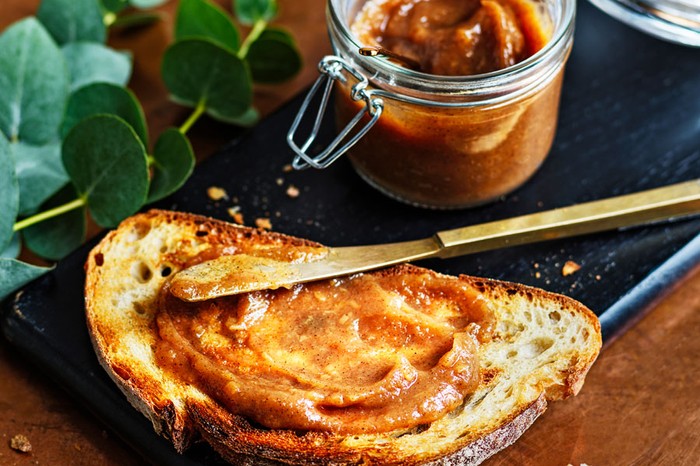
85;210;601;465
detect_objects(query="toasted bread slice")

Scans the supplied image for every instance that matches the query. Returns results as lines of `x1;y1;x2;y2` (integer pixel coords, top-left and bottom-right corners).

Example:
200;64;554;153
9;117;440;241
85;210;601;465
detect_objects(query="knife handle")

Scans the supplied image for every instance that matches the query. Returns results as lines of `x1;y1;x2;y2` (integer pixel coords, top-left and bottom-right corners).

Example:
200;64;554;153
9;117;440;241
434;179;700;259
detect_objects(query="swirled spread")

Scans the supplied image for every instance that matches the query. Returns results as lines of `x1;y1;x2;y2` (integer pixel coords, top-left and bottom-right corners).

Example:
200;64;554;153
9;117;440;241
155;265;492;434
351;0;551;76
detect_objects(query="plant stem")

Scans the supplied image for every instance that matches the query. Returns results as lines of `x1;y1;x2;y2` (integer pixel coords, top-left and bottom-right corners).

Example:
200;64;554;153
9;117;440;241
179;100;206;135
104;12;118;28
13;197;87;232
237;19;267;60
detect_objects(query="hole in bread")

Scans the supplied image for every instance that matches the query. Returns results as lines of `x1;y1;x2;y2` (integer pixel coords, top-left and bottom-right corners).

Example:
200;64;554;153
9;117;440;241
523;311;532;321
522;337;554;358
134;301;147;315
94;253;104;266
160;266;173;278
548;311;561;322
196;230;208;237
160;245;168;253
507;350;518;359
583;329;590;340
506;288;517;296
132;221;151;240
132;261;153;283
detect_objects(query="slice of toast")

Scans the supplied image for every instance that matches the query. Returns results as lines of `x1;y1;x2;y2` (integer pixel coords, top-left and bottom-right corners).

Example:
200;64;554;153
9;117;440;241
85;210;601;465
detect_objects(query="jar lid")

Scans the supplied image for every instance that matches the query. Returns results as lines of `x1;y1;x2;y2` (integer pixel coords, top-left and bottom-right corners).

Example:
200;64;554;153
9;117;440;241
588;0;700;46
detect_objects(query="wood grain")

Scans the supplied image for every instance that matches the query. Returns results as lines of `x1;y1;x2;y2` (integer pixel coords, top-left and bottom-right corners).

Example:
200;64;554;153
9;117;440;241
1;1;699;465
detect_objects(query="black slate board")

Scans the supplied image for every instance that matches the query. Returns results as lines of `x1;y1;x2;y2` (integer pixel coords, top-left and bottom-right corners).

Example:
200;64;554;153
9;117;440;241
2;2;700;465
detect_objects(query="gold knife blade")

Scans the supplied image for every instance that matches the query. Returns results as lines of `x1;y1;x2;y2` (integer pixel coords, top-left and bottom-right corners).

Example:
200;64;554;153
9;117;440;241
170;179;700;302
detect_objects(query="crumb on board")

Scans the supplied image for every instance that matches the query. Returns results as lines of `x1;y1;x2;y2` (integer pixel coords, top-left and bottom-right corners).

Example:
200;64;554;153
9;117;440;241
255;218;272;230
562;260;582;276
595;274;601;281
275;178;284;186
286;185;300;198
535;271;541;279
207;186;228;201
10;434;32;453
227;207;244;225
282;164;293;173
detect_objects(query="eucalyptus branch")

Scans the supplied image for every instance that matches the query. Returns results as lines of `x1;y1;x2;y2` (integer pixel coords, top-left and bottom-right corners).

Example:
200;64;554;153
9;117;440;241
103;12;118;28
237;19;267;59
13;197;86;232
179;100;206;134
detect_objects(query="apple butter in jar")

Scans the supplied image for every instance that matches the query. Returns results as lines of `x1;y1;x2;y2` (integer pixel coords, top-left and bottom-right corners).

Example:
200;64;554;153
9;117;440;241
288;0;575;208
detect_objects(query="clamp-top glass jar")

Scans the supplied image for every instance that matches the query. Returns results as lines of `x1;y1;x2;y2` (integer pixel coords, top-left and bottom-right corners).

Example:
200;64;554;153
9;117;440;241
288;0;575;209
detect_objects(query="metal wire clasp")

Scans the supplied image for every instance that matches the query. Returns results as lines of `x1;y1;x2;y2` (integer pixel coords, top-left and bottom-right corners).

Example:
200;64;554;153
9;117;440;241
287;56;383;170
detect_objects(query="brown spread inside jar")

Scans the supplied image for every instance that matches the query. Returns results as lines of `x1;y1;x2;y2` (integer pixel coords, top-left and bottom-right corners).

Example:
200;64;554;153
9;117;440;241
155;263;492;434
331;0;565;209
351;0;550;76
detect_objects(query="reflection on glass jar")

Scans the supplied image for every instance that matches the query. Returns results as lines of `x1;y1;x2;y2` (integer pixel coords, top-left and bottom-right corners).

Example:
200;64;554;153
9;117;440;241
289;0;576;209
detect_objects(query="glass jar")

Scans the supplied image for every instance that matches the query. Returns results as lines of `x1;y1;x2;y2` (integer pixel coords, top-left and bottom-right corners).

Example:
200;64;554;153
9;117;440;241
588;0;700;47
288;0;576;209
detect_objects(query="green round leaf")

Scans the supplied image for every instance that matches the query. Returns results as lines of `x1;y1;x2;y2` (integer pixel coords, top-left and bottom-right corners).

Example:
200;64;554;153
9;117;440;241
62;83;148;146
234;0;278;26
101;0;129;13
11;142;68;216
162;39;253;124
147;128;195;203
0;18;69;145
62;115;149;228
224;106;259;127
130;0;169;8
1;234;21;259
248;28;301;83
23;184;87;261
0;135;19;252
0;259;52;302
176;0;240;51
37;0;107;45
62;42;132;92
110;12;164;31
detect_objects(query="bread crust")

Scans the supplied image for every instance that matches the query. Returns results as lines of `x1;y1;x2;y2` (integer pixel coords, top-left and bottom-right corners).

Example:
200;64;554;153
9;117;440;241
85;210;602;465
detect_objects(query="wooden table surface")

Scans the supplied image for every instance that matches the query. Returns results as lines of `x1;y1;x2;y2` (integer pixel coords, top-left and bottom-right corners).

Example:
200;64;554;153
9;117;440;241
1;1;699;465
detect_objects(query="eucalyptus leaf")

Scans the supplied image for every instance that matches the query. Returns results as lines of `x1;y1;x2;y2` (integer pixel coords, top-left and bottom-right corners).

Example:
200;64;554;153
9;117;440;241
176;0;240;52
234;0;278;26
130;0;169;8
62;42;132;92
11;142;68;216
110;12;164;30
0;259;52;302
248;28;301;83
0;135;19;252
37;0;107;45
147;128;195;203
62;83;148;146
23;184;87;261
101;0;129;13
162;39;252;123
223;106;259;127
63;115;149;228
1;234;21;259
0;18;69;145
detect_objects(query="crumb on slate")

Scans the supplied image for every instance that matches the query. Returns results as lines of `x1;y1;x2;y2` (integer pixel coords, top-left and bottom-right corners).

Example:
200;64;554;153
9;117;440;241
286;185;300;198
562;260;581;276
10;434;32;453
255;218;272;230
282;164;293;173
207;186;228;201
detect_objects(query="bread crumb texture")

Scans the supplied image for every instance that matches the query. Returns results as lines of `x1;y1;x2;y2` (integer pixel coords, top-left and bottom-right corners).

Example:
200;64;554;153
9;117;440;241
207;186;228;201
10;434;32;453
562;260;581;276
